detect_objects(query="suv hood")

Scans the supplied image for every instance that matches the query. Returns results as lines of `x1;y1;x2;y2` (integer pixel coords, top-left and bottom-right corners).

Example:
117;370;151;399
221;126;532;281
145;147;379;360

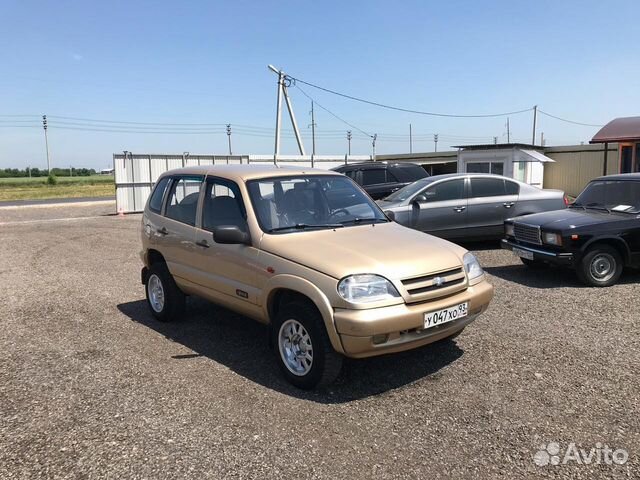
258;221;466;281
511;208;631;229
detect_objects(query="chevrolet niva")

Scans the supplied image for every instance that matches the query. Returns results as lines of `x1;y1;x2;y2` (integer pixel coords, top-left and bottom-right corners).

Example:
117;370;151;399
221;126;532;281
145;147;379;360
140;165;494;388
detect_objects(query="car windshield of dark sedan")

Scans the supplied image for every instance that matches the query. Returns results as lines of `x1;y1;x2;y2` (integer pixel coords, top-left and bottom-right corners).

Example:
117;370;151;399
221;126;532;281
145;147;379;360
247;175;388;233
382;178;432;203
573;180;640;213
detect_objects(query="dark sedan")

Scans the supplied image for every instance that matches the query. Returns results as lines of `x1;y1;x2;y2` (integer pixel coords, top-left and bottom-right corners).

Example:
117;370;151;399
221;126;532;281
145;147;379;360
502;173;640;287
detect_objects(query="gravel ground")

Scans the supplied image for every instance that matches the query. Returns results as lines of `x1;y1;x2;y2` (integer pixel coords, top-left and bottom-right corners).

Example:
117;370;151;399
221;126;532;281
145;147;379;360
0;203;638;479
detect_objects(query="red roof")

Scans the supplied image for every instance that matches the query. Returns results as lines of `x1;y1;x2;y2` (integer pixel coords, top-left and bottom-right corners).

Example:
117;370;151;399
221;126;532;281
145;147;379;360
591;116;640;143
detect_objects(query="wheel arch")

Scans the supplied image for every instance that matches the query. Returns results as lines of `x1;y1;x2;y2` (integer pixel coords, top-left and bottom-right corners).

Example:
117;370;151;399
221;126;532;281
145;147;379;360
581;237;630;265
263;276;345;354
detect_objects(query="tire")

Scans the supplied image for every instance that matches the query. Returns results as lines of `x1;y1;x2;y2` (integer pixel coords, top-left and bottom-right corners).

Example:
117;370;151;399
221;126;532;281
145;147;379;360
576;245;623;287
145;262;186;322
272;301;343;389
520;258;546;269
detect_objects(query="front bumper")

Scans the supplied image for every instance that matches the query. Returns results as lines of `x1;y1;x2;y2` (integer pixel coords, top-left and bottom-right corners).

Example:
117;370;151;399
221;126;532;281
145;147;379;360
501;239;573;266
333;279;493;358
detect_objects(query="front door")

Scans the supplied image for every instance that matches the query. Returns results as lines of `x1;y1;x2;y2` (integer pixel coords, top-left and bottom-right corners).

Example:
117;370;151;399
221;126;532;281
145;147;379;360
412;178;468;238
191;177;259;305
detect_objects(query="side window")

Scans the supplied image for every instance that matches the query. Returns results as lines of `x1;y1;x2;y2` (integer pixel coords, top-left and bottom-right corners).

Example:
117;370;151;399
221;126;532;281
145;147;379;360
386;170;399;182
165;175;203;226
361;168;387;186
470;178;507;197
339;168;356;180
422;179;465;202
202;178;246;233
148;177;170;213
505;181;520;195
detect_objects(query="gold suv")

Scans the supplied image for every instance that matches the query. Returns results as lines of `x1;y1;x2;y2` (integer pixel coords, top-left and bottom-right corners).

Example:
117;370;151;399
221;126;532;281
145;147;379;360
140;165;494;388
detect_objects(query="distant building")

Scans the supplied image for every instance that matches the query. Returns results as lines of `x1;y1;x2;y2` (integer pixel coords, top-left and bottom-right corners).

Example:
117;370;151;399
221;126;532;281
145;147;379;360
590;116;640;174
100;168;115;175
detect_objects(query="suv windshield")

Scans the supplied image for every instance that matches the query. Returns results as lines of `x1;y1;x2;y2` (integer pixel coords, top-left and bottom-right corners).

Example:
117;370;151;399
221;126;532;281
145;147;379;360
382;178;432;203
247;175;388;233
573;180;640;213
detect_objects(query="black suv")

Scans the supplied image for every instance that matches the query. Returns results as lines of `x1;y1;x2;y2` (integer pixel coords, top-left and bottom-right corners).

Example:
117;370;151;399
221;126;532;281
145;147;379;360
332;162;429;200
502;173;640;287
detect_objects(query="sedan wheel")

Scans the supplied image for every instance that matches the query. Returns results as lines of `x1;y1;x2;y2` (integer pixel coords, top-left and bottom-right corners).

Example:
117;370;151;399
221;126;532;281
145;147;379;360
577;245;623;287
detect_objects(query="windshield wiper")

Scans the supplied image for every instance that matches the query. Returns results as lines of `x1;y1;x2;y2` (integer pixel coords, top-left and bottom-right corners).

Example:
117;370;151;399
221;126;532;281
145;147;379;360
585;203;611;213
340;218;388;226
268;223;344;233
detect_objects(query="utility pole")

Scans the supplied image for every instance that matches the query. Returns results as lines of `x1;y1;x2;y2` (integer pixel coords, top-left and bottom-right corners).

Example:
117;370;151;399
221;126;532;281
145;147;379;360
506;117;510;143
409;123;413;154
226;124;232;155
42;115;51;174
531;105;538;145
347;130;352;156
540;132;545;146
309;101;316;156
372;134;377;157
493;136;498;145
434;133;439;152
268;65;306;163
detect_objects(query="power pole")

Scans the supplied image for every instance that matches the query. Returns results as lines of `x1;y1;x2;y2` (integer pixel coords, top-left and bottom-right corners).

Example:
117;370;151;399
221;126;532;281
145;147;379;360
309;101;316;156
347;130;352;156
268;65;306;163
226;124;232;155
506;117;510;143
409;123;413;154
434;133;439;152
493;136;498;145
42;115;51;173
540;132;545;146
372;134;377;157
531;105;537;145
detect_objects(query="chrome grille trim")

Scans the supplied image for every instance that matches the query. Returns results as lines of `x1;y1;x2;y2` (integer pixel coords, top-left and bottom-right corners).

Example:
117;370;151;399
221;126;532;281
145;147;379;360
401;266;467;302
514;222;542;245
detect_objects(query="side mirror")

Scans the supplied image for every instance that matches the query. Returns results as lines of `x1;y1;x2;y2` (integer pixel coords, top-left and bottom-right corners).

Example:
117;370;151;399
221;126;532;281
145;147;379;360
384;210;396;222
213;225;251;245
413;194;427;204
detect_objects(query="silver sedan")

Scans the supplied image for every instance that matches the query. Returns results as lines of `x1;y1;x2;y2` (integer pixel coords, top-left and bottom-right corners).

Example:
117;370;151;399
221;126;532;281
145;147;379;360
377;173;567;240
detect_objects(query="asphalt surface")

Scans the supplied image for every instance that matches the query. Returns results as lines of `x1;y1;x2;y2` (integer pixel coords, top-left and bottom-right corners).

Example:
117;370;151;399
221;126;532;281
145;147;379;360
0;203;638;479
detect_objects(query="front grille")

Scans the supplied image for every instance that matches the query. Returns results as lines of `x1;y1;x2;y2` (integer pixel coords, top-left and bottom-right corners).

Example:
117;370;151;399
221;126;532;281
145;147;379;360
514;222;541;245
401;266;466;302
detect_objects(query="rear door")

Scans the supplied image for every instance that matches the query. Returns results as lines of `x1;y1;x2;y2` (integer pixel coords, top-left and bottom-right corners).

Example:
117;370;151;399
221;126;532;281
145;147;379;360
412;178;468;238
358;167;395;199
467;177;518;237
159;175;204;283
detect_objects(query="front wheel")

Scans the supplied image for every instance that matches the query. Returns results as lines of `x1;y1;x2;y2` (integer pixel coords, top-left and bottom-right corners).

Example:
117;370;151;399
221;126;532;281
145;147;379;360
273;301;343;389
576;246;623;287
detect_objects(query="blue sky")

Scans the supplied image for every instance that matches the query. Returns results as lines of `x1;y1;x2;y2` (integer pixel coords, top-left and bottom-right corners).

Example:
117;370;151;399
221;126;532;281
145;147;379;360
1;0;639;169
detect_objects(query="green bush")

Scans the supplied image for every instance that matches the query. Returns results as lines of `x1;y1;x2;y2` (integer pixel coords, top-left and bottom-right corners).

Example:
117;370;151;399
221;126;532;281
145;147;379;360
47;174;58;185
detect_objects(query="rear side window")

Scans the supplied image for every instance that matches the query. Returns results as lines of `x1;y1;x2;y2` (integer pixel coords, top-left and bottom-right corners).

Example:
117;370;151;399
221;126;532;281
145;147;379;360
148;177;171;213
165;175;204;226
392;165;429;182
505;181;520;195
361;168;387;185
422;179;465;202
470;178;506;197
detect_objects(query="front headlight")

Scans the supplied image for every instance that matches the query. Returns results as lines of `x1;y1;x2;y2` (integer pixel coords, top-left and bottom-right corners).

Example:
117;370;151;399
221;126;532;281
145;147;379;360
463;252;484;281
542;232;562;246
337;274;400;304
505;223;514;237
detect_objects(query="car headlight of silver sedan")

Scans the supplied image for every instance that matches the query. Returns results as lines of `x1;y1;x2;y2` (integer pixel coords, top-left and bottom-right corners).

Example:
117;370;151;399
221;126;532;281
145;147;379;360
338;274;400;303
463;252;484;282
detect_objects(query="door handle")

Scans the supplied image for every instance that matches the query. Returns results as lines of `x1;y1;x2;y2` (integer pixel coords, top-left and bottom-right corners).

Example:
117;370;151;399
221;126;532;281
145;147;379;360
195;239;210;248
453;206;466;212
503;202;515;208
157;227;168;236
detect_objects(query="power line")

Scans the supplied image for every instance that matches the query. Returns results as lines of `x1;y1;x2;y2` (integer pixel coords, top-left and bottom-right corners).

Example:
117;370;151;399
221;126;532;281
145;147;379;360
294;84;372;137
288;75;534;118
538;110;604;127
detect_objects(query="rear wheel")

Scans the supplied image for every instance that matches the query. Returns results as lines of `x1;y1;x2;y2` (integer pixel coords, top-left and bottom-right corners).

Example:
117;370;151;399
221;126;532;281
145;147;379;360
145;262;185;321
577;245;623;287
272;301;343;389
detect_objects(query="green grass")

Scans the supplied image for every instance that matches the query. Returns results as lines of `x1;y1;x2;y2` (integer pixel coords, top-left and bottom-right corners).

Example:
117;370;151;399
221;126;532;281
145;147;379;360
0;175;115;201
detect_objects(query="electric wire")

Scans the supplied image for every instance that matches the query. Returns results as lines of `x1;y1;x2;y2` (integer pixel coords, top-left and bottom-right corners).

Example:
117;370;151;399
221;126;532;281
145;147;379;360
538;110;604;127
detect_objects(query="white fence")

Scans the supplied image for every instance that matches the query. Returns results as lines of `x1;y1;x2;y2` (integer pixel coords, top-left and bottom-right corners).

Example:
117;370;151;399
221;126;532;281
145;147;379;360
113;153;373;213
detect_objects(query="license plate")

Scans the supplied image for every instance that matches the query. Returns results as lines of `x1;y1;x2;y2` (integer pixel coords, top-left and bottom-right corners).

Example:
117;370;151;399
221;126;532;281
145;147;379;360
513;247;534;261
424;302;468;329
